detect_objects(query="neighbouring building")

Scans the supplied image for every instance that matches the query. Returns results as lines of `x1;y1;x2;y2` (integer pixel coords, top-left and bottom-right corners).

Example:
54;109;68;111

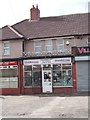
72;46;90;91
0;5;89;94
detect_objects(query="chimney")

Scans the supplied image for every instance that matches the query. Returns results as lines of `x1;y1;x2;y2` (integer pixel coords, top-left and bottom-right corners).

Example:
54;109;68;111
30;5;40;20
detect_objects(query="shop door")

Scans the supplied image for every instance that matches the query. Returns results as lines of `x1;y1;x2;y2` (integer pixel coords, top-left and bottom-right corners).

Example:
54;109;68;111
42;70;52;93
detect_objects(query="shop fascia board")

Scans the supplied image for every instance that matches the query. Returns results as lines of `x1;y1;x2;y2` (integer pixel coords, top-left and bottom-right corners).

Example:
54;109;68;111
75;56;90;61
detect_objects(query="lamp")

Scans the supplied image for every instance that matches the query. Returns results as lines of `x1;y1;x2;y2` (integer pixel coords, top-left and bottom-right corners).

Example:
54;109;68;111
66;41;69;46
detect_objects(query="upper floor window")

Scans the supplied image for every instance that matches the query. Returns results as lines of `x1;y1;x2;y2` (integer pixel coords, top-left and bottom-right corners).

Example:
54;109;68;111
34;41;41;53
3;41;10;55
45;40;52;53
88;38;90;46
57;39;64;52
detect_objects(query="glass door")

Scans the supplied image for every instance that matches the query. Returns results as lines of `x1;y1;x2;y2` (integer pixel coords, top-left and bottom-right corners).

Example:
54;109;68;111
42;70;52;93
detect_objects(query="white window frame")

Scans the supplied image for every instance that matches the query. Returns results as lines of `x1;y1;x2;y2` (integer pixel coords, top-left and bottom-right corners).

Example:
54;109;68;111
34;41;41;53
3;41;10;55
56;39;64;52
45;40;52;53
87;38;90;46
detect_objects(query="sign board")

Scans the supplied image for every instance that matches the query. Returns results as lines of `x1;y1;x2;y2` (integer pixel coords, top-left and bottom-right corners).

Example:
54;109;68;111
51;57;71;64
75;47;90;56
23;59;41;65
0;61;17;66
23;57;71;65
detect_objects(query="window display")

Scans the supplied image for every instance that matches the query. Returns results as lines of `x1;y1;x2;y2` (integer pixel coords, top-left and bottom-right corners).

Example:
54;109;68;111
0;65;18;88
52;64;72;86
33;65;42;86
23;66;32;86
23;58;72;88
23;65;42;87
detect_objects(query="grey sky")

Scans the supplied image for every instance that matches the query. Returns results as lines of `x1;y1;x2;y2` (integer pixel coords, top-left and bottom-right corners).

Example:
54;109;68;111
0;0;89;28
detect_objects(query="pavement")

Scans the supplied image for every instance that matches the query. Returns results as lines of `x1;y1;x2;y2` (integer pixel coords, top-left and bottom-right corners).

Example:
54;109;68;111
0;94;89;119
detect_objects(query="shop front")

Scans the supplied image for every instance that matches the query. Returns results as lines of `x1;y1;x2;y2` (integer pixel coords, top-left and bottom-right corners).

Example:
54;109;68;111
72;46;90;91
22;57;76;94
0;60;21;94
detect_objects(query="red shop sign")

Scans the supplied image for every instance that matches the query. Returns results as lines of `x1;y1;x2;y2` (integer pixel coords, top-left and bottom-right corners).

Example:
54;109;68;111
0;61;17;66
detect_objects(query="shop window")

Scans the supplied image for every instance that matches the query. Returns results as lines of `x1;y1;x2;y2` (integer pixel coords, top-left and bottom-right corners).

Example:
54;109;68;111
33;65;42;86
52;64;72;86
34;41;41;53
57;39;64;52
23;66;32;87
45;40;52;53
0;66;18;88
23;65;42;87
3;41;10;55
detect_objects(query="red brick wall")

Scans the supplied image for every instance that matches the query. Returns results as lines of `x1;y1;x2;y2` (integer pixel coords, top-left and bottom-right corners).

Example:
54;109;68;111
30;5;40;20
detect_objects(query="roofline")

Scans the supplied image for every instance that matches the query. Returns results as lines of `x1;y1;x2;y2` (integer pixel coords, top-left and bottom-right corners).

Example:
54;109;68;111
12;26;27;40
1;37;24;41
28;34;89;40
8;25;23;38
11;13;88;27
40;12;88;19
12;19;28;27
1;34;89;41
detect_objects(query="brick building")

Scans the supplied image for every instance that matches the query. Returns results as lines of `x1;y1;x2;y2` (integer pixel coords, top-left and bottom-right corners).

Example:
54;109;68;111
0;5;89;94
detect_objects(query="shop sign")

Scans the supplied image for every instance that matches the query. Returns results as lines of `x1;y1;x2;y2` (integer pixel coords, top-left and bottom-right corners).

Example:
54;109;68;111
23;59;41;65
0;61;17;66
76;47;90;56
51;57;71;64
24;57;71;65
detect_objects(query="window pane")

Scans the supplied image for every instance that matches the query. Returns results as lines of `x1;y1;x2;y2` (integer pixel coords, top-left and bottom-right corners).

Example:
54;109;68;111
35;41;41;53
52;64;72;86
57;40;64;52
24;66;32;86
57;46;64;51
4;42;9;47
33;65;42;86
45;46;52;52
57;40;63;44
62;64;72;86
3;41;10;55
45;40;52;52
24;66;32;71
35;41;40;46
45;40;52;45
88;38;90;46
0;66;18;88
52;65;62;86
3;48;10;55
35;47;41;53
24;72;32;86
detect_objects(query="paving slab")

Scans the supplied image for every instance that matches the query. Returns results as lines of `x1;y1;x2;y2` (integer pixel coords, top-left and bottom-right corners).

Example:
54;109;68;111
0;95;89;119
